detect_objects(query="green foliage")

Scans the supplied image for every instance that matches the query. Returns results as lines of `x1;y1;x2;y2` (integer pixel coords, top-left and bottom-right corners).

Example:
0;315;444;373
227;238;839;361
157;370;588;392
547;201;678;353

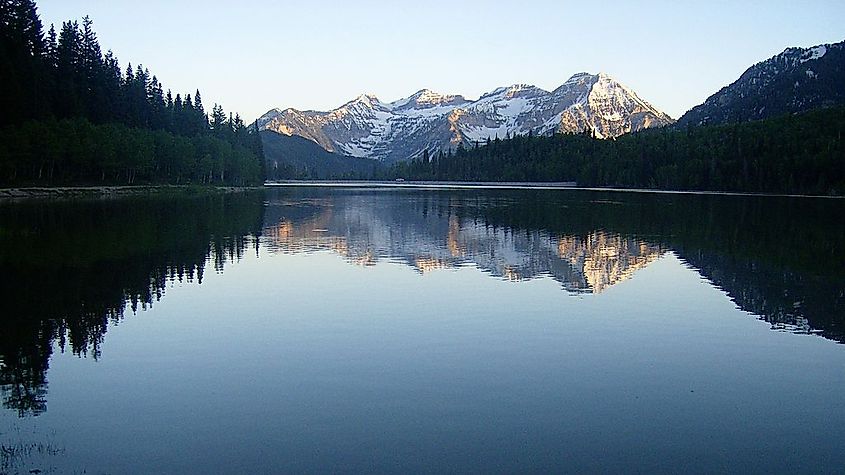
0;0;265;186
0;118;263;185
383;107;845;195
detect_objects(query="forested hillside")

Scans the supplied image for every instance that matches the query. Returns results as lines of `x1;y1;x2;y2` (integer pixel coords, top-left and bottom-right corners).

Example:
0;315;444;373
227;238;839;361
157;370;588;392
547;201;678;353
262;131;380;180
383;107;845;195
0;0;265;186
676;41;844;127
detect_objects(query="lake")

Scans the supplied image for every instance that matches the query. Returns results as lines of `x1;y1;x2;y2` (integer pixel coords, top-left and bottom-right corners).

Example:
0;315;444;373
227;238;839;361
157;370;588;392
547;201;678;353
1;187;844;473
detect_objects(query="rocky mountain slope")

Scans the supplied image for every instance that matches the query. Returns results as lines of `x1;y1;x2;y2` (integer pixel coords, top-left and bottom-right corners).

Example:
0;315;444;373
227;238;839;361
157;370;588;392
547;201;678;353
258;73;672;163
677;40;845;126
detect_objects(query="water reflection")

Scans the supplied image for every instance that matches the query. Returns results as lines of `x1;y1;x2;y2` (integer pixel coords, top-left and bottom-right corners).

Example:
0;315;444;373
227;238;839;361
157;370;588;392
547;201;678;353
0;192;265;416
1;187;843;418
263;188;844;340
265;203;665;293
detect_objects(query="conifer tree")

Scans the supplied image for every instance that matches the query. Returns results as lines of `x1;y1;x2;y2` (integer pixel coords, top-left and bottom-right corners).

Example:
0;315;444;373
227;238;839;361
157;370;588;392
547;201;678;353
101;49;122;121
194;90;204;116
210;104;227;137
45;23;56;66
55;20;82;117
9;0;45;56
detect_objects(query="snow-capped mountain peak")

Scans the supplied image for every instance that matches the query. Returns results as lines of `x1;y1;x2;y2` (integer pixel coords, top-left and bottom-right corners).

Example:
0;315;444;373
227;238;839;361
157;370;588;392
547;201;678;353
343;93;385;109
480;83;546;101
562;72;595;85
392;89;469;110
258;72;673;162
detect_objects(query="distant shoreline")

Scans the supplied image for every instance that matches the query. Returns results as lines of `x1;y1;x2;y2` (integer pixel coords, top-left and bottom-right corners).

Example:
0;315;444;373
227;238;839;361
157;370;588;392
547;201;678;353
1;183;840;200
265;180;844;199
0;185;260;200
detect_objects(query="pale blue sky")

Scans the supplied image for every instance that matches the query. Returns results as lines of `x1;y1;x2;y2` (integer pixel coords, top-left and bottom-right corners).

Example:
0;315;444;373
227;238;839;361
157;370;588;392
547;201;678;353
38;1;844;122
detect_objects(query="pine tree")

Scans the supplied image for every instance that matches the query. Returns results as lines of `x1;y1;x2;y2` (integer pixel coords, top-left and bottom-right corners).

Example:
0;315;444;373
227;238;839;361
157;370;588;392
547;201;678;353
193;90;207;132
148;75;165;129
80;16;101;74
250;120;265;177
10;0;45;56
232;113;245;143
210;103;227;138
193;89;204;116
55;20;82;118
101;49;122;122
45;23;57;67
80;15;105;120
124;62;133;84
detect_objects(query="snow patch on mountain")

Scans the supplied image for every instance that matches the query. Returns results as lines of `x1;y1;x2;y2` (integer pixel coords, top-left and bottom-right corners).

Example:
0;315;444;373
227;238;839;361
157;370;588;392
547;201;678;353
801;45;827;63
259;73;673;162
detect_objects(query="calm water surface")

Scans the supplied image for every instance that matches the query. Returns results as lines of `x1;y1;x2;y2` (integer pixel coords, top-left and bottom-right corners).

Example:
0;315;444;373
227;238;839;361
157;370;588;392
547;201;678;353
1;187;844;473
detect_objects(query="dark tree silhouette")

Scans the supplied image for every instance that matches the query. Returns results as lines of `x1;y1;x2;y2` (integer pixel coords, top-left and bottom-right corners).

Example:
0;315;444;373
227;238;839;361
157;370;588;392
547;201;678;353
0;0;265;186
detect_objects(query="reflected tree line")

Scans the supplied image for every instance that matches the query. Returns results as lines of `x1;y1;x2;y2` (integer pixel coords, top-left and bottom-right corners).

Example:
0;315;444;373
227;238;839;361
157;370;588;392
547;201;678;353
0;191;265;416
265;188;845;341
425;190;844;340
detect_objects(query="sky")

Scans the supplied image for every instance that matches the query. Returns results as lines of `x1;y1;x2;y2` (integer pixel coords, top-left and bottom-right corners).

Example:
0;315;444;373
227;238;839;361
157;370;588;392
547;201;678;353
38;0;845;122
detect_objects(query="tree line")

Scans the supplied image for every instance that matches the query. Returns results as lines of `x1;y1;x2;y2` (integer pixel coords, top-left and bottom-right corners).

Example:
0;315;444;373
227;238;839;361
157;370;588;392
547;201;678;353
0;0;265;186
382;106;845;195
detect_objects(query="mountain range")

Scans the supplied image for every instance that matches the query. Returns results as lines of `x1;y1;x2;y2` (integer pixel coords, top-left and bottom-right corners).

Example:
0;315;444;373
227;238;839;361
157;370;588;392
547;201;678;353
259;39;844;171
258;72;673;163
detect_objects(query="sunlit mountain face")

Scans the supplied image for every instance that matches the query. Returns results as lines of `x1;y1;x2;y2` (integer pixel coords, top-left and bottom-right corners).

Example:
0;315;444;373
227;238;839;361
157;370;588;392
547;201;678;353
258;73;673;163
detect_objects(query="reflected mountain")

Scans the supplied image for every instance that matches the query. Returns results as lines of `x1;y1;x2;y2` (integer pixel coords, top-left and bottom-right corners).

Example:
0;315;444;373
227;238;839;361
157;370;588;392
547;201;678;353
263;193;665;293
263;188;844;341
0;192;265;416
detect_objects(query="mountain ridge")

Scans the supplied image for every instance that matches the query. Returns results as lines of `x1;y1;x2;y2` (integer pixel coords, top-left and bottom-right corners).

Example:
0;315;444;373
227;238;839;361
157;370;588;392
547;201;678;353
676;39;845;126
258;72;673;163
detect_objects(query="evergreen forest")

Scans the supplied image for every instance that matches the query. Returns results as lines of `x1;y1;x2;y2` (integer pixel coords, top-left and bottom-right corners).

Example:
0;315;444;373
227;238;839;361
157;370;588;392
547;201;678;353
0;0;265;186
383;106;845;196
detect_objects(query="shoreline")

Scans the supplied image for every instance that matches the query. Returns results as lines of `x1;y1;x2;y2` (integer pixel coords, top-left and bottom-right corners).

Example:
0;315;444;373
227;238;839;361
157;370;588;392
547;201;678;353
264;180;844;199
0;185;261;200
1;182;840;200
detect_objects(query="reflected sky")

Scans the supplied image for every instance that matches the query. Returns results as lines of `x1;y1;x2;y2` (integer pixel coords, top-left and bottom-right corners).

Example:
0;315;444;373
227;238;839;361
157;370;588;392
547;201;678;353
1;188;844;473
